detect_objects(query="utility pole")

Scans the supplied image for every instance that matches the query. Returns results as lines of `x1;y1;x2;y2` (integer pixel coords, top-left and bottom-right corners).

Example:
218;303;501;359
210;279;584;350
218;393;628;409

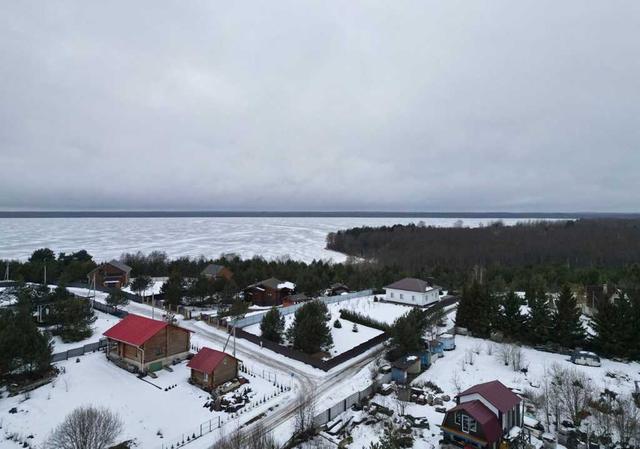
4;262;8;281
43;263;47;286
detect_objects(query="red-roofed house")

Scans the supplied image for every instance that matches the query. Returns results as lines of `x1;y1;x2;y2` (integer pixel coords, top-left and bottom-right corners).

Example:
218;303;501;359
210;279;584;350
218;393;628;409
103;314;191;373
441;380;523;449
187;347;238;391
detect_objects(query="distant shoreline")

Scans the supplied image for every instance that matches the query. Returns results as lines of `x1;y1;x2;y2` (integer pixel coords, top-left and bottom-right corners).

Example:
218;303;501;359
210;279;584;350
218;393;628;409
0;211;637;219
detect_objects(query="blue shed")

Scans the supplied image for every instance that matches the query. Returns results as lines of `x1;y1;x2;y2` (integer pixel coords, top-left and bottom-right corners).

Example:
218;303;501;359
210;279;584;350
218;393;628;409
438;333;456;351
391;355;421;384
410;349;431;368
429;340;444;360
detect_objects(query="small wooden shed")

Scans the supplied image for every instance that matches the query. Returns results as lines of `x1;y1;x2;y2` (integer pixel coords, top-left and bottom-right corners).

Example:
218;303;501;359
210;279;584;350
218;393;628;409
187;347;239;391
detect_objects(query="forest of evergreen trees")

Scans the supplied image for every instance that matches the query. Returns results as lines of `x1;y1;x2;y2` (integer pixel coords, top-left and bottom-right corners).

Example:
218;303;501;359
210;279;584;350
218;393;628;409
456;278;640;360
326;219;640;289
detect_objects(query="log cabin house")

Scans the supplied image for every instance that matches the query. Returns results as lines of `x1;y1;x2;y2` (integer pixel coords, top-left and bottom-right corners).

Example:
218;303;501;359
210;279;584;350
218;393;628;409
200;264;233;281
441;380;523;449
243;277;295;307
103;314;191;373
87;259;132;288
187;347;239;391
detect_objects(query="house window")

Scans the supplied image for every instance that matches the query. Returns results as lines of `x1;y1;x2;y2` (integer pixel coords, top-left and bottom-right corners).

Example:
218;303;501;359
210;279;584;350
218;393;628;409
470;419;477;432
455;412;461;425
400;294;404;300
412;295;415;301
155;347;163;356
390;292;394;298
203;373;208;381
461;414;470;432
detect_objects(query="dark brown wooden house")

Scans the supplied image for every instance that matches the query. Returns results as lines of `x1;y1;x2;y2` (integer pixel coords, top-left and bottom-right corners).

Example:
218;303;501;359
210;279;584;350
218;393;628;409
187;347;238;391
441;380;523;449
243;278;295;307
200;264;233;281
326;283;350;296
103;314;191;373
87;260;132;288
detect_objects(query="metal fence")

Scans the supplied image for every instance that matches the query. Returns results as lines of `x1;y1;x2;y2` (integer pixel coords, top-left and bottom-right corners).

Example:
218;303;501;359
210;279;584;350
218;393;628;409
51;338;109;362
313;372;392;427
233;290;374;328
235;328;387;372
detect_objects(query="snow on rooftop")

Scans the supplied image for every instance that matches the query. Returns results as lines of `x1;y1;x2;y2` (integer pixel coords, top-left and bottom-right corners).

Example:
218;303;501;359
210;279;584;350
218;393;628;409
277;281;295;290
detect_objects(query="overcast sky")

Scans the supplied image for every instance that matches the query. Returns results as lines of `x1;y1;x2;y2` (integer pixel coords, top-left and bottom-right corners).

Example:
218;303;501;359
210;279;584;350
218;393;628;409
1;1;639;212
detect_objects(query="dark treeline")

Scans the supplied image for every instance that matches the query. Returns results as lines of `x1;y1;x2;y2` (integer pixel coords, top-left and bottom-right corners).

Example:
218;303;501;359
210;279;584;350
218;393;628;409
327;219;640;289
2;248;408;296
456;277;640;361
118;251;408;296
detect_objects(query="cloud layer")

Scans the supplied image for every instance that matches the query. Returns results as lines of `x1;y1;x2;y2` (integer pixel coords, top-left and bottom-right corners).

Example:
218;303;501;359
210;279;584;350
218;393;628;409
1;1;639;211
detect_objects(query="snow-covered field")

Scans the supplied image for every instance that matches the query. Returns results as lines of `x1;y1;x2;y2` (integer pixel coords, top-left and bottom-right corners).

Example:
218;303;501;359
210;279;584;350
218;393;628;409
245;313;384;357
0;216;545;263
323;334;640;449
337;295;417;325
243;295;417;357
0;352;289;449
122;277;167;297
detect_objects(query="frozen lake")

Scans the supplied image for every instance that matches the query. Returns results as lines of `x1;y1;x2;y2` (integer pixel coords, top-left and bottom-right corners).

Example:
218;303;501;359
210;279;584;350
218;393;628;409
0;216;546;262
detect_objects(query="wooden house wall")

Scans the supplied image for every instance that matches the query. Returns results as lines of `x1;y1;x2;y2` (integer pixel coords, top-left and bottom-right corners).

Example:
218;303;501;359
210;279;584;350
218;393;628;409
442;410;491;444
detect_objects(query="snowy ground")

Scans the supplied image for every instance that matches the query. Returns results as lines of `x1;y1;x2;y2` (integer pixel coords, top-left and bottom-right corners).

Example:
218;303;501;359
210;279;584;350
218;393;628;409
50;310;118;353
0;216;549;263
0;345;292;449
245;312;384;358
336;295;416;325
319;334;640;449
122;277;167;297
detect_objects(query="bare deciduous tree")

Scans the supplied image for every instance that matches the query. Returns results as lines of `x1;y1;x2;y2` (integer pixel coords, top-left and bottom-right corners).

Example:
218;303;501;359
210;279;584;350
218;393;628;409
510;345;525;372
548;364;594;427
294;384;317;438
613;395;640;449
498;344;512;366
48;405;123;449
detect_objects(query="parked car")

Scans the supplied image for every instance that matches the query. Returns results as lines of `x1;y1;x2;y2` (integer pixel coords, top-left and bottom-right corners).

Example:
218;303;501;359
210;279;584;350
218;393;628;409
570;350;601;367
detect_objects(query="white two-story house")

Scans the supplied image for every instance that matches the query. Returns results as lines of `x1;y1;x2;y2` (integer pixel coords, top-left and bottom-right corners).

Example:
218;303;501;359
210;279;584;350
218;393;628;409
384;277;440;306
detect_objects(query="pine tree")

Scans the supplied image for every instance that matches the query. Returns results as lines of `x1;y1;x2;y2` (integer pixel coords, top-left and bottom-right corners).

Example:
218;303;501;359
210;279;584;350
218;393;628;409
130;275;152;300
260;307;285;343
161;271;184;311
287;301;333;354
551;285;585;348
390;308;428;353
591;294;623;357
456;279;496;338
54;297;96;342
499;291;527;340
106;288;128;310
526;288;552;345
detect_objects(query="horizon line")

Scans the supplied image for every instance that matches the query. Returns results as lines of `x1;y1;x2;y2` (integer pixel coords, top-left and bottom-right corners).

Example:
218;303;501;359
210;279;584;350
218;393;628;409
0;210;639;219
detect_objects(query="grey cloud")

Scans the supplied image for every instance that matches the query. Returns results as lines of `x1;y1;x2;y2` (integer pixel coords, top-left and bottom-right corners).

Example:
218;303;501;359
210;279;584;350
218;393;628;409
0;1;639;212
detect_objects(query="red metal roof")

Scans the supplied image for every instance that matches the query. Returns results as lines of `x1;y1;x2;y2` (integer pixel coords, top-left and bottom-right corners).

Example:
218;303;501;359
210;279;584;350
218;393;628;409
103;314;169;347
448;400;502;443
458;380;521;413
187;347;234;374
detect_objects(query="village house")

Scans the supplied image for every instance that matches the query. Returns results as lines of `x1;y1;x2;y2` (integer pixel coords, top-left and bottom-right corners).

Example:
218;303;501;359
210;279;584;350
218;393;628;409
384;277;440;307
187;347;239;391
282;293;310;307
243;277;296;307
87;259;132;288
325;283;350;296
103;314;191;373
200;264;233;281
441;380;523;449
